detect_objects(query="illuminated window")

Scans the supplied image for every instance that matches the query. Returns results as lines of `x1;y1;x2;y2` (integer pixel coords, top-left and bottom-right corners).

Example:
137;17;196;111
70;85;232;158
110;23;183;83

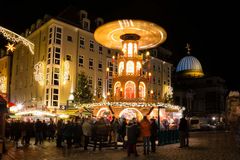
114;81;121;97
127;43;133;57
118;61;124;75
125;81;136;99
136;61;141;76
139;82;146;99
126;61;134;75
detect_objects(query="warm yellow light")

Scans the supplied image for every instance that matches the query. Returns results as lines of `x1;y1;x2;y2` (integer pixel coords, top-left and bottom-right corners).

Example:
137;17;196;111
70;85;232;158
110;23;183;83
150;90;153;94
106;67;109;72
120;88;123;92
5;43;15;52
148;72;152;77
0;26;34;54
0;76;7;93
112;55;115;59
94;20;167;50
107;92;110;96
146;51;150;56
63;61;70;84
34;62;44;86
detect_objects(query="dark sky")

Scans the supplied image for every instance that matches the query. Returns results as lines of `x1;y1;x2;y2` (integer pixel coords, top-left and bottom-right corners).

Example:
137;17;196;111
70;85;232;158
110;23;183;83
0;0;239;90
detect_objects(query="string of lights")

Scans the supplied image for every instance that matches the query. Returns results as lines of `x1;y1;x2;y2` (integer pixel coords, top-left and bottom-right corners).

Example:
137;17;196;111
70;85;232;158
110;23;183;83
0;26;34;54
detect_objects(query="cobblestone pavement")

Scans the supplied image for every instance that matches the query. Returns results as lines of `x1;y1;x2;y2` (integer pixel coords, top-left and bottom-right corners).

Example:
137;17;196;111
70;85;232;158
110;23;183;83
2;131;240;160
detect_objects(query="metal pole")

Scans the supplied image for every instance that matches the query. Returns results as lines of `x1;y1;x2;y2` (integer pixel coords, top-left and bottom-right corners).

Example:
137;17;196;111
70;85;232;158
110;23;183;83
157;106;161;145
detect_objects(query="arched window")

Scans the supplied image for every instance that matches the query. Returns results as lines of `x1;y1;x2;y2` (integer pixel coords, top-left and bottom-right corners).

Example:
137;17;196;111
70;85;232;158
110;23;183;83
118;61;124;75
139;82;146;99
136;61;141;76
114;81;121;97
127;42;133;57
126;61;134;75
125;81;135;99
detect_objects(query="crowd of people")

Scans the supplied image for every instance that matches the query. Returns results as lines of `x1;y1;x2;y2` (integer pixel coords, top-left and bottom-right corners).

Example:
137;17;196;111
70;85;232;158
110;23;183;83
5;115;160;157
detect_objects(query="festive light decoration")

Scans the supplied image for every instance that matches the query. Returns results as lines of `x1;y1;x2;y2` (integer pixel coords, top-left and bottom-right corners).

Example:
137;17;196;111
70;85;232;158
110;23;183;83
33;62;44;86
0;26;35;54
15;110;56;117
5;43;16;52
0;76;7;93
76;102;182;111
63;61;70;84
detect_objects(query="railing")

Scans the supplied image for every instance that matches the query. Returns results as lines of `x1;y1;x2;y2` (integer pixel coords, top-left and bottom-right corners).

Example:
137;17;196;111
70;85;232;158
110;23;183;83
158;129;179;145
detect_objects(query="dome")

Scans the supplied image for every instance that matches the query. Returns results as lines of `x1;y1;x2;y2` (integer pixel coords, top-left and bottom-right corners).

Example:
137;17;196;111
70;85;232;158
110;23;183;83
176;56;204;78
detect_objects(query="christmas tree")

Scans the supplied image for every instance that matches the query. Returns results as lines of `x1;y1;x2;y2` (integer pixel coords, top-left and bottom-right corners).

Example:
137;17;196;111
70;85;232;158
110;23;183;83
73;72;93;104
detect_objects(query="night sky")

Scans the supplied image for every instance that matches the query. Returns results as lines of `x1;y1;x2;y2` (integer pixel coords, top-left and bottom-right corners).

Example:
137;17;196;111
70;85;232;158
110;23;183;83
0;0;239;90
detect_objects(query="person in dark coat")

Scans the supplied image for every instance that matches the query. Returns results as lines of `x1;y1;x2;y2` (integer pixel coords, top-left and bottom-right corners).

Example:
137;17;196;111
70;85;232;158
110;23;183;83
126;119;139;157
92;118;109;151
34;119;43;145
150;118;158;152
56;119;64;148
119;118;127;149
179;115;188;148
13;120;22;148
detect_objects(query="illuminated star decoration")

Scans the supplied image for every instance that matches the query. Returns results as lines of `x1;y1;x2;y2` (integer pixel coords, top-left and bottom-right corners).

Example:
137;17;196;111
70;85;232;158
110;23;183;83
5;43;16;52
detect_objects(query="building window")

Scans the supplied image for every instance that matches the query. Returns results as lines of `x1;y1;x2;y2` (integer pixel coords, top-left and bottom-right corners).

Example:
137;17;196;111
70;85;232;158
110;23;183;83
153;77;156;84
46;67;50;85
158;78;161;85
83;21;89;30
108;61;113;77
139;82;146;99
153;65;156;71
98;78;102;88
108;49;111;54
79;55;84;67
158;66;161;72
108;79;113;90
126;61;134;75
125;81;136;99
48;27;53;44
52;88;59;107
98;61;102;71
88;77;93;88
80;36;85;48
54;47;61;65
89;40;94;52
89;58;93;69
66;55;72;61
99;45;103;54
47;47;51;64
67;36;72;42
53;68;59;85
55;27;62;45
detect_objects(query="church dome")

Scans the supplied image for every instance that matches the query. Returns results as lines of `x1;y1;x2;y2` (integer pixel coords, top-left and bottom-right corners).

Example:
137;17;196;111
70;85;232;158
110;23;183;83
176;56;204;78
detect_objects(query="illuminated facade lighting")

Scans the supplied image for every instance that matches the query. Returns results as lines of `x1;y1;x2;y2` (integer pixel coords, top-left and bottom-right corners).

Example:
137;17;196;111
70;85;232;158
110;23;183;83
33;62;45;86
63;61;70;84
0;76;7;93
